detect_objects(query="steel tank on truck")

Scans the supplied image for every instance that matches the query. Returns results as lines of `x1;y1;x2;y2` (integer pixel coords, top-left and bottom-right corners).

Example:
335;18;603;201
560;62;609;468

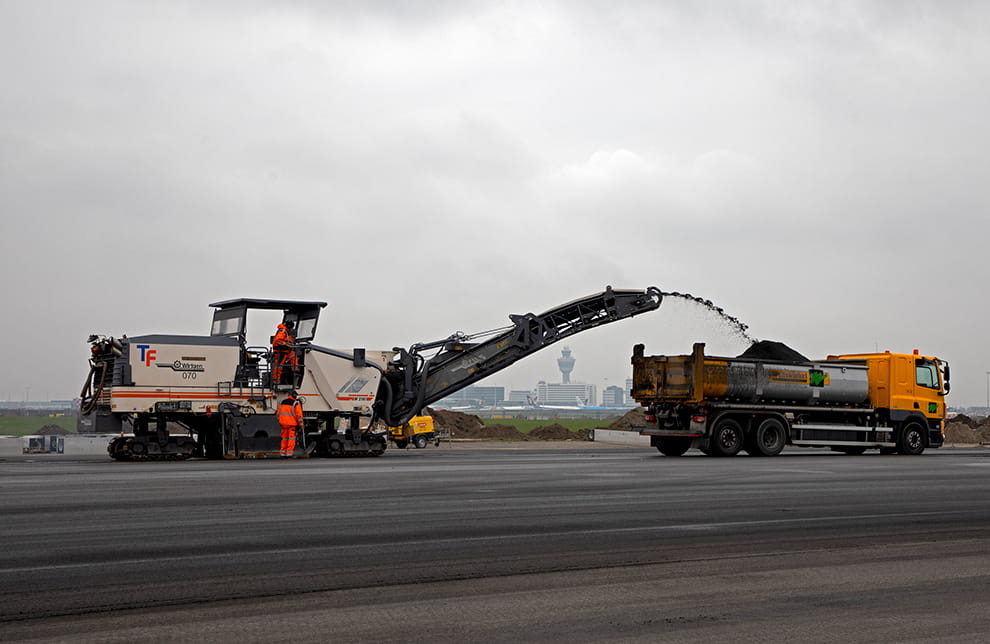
633;342;869;406
704;359;869;404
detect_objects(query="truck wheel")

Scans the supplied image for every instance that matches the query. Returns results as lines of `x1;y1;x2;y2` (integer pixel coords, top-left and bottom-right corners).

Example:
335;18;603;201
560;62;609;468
747;418;786;457
710;418;743;457
394;439;409;449
897;422;926;455
414;435;429;449
654;437;692;456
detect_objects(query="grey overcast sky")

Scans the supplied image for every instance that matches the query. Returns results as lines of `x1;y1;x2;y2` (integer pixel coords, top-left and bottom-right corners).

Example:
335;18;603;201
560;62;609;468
2;1;988;406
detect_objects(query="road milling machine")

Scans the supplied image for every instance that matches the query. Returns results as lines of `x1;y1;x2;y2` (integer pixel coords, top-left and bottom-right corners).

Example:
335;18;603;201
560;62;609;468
80;287;662;460
631;341;950;457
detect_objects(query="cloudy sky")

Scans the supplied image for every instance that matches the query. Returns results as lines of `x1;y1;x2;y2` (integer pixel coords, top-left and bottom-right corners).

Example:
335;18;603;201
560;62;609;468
2;1;988;407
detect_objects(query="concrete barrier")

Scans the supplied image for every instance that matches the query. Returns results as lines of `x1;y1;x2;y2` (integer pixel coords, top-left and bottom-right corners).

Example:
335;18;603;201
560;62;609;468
63;435;116;455
0;434;116;456
0;436;22;456
588;428;651;447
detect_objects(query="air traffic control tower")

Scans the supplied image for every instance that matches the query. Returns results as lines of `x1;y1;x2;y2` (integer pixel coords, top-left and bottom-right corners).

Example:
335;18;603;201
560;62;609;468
557;346;575;384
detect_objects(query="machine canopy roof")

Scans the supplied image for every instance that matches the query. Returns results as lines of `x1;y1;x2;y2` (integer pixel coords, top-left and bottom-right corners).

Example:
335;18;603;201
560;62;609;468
208;299;328;342
209;298;327;312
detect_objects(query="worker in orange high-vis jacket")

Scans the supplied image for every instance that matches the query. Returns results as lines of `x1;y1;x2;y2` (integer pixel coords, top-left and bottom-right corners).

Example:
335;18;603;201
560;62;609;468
272;320;297;384
278;391;303;458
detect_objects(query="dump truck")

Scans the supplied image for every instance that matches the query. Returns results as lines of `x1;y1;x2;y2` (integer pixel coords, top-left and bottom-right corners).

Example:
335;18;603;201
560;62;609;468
80;286;662;460
631;341;949;456
388;415;439;449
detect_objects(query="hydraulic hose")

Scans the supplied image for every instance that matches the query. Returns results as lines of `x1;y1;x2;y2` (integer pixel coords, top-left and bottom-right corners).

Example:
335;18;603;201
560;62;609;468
79;361;108;416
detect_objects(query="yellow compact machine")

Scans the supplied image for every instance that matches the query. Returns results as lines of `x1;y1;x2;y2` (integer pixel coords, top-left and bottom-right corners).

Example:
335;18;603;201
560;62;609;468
631;342;949;457
388;416;439;449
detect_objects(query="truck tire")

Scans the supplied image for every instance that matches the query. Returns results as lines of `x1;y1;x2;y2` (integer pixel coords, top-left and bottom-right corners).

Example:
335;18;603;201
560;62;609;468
414;435;428;449
746;418;786;457
897;422;926;455
654;437;692;456
394;439;409;449
710;418;743;457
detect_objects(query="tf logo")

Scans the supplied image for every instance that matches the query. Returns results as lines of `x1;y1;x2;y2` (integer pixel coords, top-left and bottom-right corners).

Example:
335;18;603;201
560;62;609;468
136;344;157;367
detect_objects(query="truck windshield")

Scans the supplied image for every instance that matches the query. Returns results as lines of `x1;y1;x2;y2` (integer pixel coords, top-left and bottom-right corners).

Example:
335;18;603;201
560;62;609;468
915;360;939;389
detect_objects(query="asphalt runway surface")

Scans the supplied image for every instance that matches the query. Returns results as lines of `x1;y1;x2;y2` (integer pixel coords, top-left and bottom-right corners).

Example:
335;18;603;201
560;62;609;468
2;443;989;643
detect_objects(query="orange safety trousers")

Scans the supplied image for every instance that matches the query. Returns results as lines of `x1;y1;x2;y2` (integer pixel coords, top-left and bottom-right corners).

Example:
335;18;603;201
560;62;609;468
272;326;296;383
272;348;298;383
278;399;302;457
280;423;297;457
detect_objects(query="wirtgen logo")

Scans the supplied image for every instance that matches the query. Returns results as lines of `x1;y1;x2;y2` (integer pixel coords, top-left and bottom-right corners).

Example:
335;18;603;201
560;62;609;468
157;360;206;372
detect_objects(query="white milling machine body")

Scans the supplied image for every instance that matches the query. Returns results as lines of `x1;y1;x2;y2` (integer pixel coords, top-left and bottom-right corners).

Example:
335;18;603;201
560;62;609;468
80;288;663;460
83;298;395;459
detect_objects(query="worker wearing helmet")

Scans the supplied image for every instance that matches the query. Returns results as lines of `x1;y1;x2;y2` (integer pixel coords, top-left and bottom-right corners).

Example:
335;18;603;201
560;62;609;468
278;391;303;458
272;320;297;384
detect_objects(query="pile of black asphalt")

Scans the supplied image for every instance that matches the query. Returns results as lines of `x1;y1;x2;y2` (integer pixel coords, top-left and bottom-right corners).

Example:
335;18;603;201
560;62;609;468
737;340;809;363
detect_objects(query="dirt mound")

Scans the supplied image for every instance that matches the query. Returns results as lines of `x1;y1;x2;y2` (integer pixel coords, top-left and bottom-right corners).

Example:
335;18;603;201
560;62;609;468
425;408;593;440
36;424;72;435
425;408;485;435
482;424;528;440
607;408;646;431
737;340;809;363
944;420;990;445
529;423;587;441
950;414;976;428
951;414;990;430
426;408;525;440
